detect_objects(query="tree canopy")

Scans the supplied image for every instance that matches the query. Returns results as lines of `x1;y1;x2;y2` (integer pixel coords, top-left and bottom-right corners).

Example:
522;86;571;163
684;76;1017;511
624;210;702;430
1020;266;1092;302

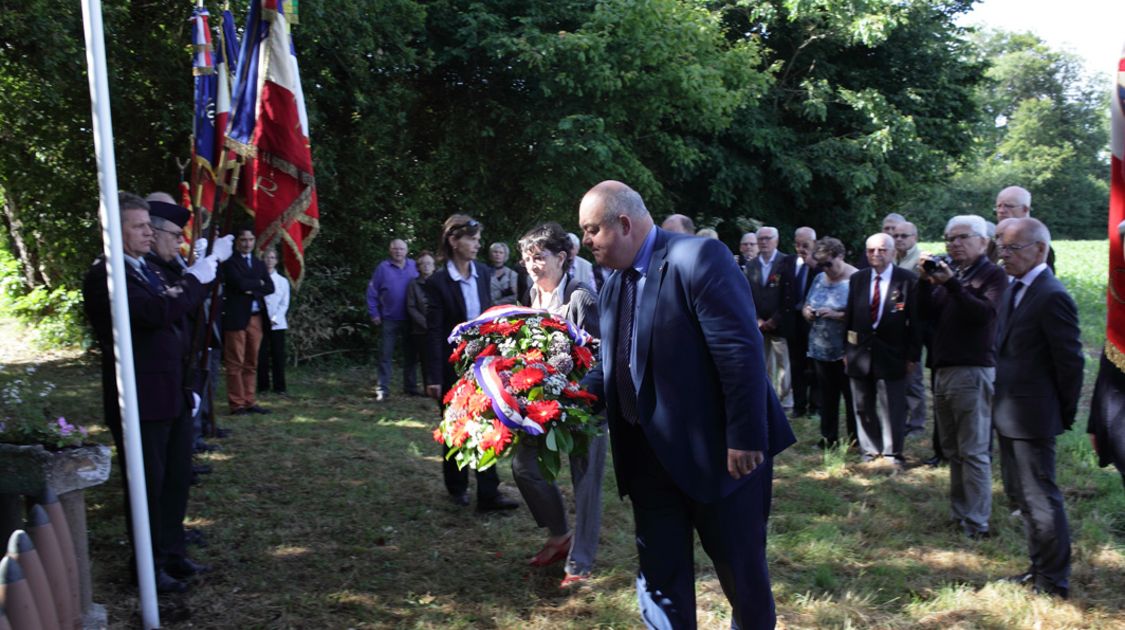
0;0;1111;349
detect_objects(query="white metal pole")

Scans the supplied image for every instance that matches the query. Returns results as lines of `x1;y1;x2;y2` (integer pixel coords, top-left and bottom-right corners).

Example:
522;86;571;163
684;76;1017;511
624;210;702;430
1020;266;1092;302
79;0;160;627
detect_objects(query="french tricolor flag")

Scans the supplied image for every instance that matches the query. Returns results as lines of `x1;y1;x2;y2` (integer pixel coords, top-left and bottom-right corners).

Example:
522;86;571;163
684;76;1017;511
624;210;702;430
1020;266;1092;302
1107;44;1125;364
228;0;319;286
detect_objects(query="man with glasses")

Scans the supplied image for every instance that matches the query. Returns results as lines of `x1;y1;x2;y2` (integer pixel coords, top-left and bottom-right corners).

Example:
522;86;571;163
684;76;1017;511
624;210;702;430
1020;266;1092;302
994;186;1055;271
917;215;1008;539
893;222;920;271
993;217;1082;598
844;233;920;470
83;192;230;592
891;221;927;438
746;226;798;411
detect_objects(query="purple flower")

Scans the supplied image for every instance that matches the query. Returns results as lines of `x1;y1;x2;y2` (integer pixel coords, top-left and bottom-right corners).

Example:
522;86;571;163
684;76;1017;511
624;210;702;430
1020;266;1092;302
56;416;75;436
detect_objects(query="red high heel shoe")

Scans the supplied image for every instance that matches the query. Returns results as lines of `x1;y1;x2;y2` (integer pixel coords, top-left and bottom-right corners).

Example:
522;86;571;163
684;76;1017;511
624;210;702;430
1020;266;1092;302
528;532;573;567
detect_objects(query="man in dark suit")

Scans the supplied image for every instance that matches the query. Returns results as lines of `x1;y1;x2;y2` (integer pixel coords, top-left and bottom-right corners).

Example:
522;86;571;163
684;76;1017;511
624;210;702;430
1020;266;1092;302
746;226;797;411
221;227;274;415
423;214;518;512
844;232;921;468
83;192;230;593
993;218;1083;598
788;226;819;417
579;181;795;629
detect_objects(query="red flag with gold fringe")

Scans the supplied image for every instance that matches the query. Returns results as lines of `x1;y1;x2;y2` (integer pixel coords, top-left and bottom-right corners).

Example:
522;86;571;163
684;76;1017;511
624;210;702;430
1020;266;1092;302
226;0;318;286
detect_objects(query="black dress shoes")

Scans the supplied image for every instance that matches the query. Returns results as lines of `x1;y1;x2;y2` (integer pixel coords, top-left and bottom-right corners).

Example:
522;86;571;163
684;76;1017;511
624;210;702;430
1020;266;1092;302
165;557;213;580
477;495;520;512
214;427;233;438
192;463;213;475
155;569;190;594
450;492;470;507
247;405;271;414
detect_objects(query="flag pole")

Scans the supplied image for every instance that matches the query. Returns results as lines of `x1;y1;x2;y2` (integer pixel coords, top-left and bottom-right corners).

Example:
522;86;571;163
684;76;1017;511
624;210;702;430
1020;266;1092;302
79;0;160;627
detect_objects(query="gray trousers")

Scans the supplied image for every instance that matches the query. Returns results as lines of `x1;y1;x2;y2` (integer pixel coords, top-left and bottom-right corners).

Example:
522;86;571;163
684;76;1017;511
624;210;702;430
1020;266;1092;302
999;435;1071;593
934;366;994;535
512;431;608;576
905;349;927;432
851;376;907;462
763;333;793;409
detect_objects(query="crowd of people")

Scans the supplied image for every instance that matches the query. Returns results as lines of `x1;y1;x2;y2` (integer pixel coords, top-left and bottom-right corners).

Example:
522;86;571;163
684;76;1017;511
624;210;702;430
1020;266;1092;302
361;181;1121;627
82;192;291;594
82;179;1123;627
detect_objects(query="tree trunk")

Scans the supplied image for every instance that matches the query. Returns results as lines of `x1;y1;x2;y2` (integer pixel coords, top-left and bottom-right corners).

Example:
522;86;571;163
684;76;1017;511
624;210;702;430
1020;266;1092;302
0;188;48;289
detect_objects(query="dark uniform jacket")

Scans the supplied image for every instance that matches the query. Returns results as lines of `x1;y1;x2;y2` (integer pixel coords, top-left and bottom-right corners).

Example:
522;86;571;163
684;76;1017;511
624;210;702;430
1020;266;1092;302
83;256;208;422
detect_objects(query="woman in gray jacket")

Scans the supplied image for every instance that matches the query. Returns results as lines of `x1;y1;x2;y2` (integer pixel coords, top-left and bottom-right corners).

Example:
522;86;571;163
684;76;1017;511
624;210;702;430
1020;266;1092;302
514;222;607;589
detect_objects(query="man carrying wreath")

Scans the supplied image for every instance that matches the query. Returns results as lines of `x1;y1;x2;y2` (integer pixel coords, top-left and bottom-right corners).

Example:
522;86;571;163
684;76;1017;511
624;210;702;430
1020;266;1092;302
578;181;795;629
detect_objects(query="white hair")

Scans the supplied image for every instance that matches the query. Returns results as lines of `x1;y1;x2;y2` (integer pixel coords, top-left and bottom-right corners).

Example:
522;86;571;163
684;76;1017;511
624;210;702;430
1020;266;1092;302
945;214;988;238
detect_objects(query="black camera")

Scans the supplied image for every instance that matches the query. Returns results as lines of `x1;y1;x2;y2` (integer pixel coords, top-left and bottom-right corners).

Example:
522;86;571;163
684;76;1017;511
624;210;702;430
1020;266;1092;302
922;254;953;274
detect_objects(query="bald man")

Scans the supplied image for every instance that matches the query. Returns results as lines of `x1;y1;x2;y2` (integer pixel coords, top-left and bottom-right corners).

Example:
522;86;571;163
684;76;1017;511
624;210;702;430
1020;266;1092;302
844;233;921;468
994;217;1082;598
661;213;695;234
366;239;420;401
580;180;794;629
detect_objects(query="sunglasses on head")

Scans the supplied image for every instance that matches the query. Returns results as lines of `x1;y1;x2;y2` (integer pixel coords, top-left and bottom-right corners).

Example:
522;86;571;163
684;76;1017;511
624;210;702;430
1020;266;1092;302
447;219;481;234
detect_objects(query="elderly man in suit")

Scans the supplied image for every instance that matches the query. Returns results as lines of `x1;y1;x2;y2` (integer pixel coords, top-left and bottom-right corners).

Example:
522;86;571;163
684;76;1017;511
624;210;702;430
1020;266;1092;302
993;218;1083;599
789;226;818;417
746;226;798;411
579;180;795;629
844;232;920;469
423;214;519;512
83;192;232;593
221;226;274;415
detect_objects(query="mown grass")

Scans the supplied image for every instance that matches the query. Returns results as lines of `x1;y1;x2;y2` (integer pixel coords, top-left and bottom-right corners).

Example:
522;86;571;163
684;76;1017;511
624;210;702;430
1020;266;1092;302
5;240;1123;628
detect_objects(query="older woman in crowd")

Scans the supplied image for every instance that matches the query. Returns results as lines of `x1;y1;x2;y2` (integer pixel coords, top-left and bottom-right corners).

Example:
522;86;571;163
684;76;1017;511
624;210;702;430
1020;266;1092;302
514;221;607;589
488;242;520;305
802;237;858;448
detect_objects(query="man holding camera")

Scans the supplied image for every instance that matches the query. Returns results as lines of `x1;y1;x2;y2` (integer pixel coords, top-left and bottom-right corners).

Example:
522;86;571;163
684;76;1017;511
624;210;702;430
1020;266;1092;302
917;215;1008;539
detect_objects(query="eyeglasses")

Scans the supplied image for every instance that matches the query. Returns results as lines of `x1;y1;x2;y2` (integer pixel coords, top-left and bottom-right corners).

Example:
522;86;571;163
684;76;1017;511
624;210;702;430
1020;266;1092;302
447;219;481;234
866;248;889;254
154;226;185;240
944;233;979;244
893;233;916;239
757;235;775;241
815;259;835;270
995;241;1036;253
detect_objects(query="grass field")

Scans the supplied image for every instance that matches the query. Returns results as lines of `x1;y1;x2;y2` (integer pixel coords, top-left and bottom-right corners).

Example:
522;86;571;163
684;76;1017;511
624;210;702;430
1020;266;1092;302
4;240;1123;629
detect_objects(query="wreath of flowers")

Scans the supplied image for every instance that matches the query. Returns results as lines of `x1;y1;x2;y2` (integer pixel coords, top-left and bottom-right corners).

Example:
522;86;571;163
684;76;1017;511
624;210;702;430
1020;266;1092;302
433;305;600;481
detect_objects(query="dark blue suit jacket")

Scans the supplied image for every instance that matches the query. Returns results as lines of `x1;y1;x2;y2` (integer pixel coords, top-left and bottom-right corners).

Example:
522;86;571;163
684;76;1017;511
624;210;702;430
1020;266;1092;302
583;229;795;503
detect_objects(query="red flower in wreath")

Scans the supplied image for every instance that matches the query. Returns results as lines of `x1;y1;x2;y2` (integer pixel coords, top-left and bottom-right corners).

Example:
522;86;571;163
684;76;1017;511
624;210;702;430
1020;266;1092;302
572;345;594;369
509;366;545;392
527;400;561;426
524;348;544;362
480;419;513;453
450;419;472;447
563;386;598;404
480;320;523;336
477;343;498;359
432;427;444;443
541;318;568;332
449;340;468;364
